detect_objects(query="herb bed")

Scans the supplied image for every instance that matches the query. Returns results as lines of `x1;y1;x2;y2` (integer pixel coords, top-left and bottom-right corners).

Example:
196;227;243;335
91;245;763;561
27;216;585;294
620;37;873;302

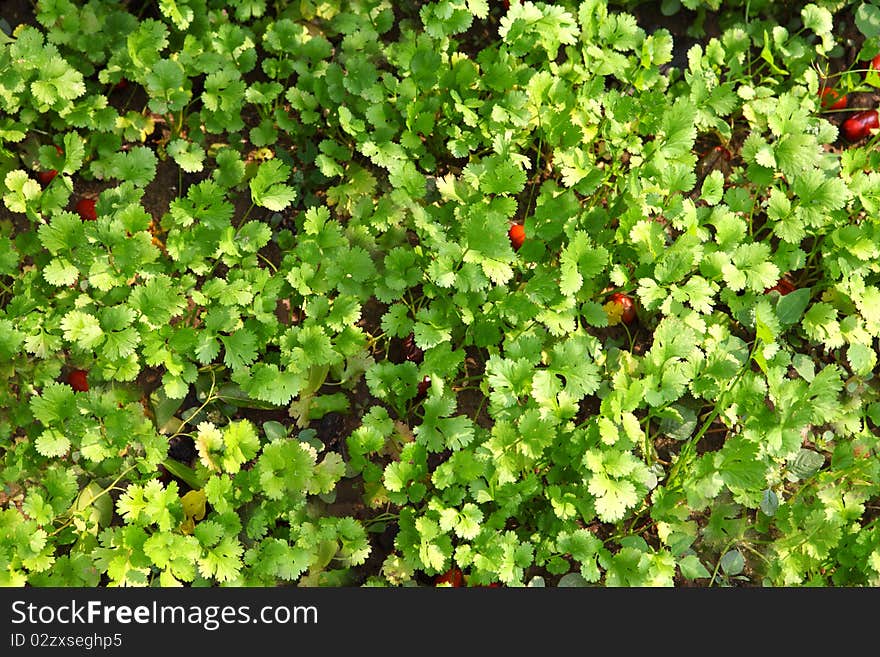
1;0;880;588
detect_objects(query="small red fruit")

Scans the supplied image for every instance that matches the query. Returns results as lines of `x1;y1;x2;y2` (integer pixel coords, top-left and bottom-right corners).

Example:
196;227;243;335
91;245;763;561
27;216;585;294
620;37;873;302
608;292;636;325
114;78;129;90
819;87;847;111
435;567;464;587
765;277;795;296
842;109;879;142
76;198;97;221
37;169;58;185
871;54;880;73
67;369;90;392
508;223;525;251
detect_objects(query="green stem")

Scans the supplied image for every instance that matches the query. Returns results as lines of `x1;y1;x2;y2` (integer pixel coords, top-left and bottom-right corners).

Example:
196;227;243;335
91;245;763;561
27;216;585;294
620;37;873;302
256;252;278;272
523;131;544;221
50;462;140;537
239;202;255;227
665;343;756;489
708;539;738;588
168;370;219;439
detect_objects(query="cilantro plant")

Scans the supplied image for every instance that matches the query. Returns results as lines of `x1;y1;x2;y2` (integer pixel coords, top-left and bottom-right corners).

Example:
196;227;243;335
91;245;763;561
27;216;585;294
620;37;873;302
1;0;879;588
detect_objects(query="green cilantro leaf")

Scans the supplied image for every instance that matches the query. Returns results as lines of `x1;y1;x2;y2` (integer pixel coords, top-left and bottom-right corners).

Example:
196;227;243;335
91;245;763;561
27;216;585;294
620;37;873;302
250;159;296;211
167;139;205;173
61;310;104;350
106;147;158;187
220;329;258;371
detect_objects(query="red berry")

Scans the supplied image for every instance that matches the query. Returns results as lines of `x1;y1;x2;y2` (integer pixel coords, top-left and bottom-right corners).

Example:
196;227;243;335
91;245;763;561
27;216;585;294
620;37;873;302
435;567;464;587
819;87;847;111
765;277;795;296
508;223;525;251
608;292;637;325
67;369;90;392
842;110;879;142
115;78;128;90
871;54;880;73
37;169;58;185
76;198;97;221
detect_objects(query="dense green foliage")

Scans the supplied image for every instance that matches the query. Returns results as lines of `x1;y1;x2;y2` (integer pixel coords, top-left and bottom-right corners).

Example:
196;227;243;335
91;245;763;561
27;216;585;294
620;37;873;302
1;0;880;587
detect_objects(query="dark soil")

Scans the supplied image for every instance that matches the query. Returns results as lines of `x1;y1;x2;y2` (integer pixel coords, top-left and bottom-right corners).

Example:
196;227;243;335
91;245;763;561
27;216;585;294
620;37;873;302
694;420;729;455
142;156;182;223
0;0;36;30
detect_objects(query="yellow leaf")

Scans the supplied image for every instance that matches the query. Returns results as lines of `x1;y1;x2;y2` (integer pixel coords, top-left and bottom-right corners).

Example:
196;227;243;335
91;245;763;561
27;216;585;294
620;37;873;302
603;300;623;326
179;489;206;535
